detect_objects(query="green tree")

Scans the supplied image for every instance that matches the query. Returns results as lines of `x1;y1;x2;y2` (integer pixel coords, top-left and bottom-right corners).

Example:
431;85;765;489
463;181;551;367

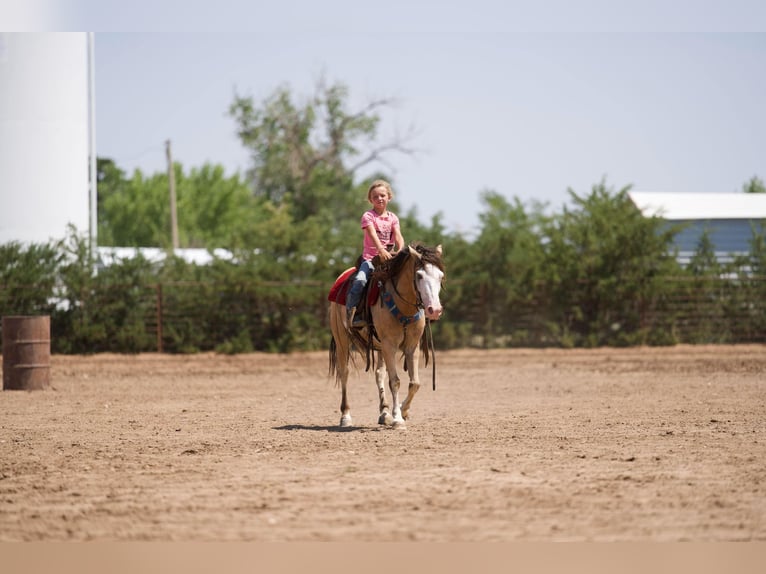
228;79;416;224
175;163;263;249
687;227;720;277
97;164;174;247
742;175;766;194
96;158;130;245
746;221;766;275
746;223;766;339
0;240;61;318
97;159;260;249
459;191;549;347
542;180;682;347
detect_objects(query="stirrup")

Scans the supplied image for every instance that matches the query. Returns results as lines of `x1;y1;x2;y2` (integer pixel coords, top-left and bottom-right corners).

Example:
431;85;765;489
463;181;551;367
347;307;365;328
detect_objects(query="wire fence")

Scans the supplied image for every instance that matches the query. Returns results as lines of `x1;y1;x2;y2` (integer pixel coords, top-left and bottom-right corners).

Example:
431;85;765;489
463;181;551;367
2;277;765;353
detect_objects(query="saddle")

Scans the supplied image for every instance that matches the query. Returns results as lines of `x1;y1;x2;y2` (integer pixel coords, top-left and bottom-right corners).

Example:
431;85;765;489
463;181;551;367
327;256;385;326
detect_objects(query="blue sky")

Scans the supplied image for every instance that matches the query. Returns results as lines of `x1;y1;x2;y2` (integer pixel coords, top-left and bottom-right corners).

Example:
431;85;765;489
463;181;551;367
5;2;766;235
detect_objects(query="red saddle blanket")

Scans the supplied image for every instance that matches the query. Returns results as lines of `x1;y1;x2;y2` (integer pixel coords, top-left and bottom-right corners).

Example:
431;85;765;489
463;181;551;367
328;267;380;306
328;267;356;305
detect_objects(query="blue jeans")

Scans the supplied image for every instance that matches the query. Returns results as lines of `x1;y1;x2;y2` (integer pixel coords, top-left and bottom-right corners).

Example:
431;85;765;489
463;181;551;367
346;259;374;311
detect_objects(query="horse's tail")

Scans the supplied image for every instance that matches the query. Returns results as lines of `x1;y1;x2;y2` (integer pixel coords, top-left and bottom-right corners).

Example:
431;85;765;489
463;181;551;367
329;336;338;380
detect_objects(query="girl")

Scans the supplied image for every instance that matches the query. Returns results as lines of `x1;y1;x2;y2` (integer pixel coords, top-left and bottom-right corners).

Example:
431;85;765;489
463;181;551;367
346;179;406;327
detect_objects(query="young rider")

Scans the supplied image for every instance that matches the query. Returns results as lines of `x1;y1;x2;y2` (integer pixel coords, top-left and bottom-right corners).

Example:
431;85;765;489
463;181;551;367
346;179;406;327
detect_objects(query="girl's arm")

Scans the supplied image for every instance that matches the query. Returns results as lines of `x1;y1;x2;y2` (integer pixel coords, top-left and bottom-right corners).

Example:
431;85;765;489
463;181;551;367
393;225;405;252
364;224;392;260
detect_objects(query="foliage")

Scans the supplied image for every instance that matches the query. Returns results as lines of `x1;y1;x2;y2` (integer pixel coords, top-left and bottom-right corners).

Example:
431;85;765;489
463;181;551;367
742;175;766;194
730;222;766;341
0;240;61;318
97;158;263;249
449;192;549;347
4;83;765;353
543;181;683;347
52;230;158;353
229;79;414;223
3;197;766;354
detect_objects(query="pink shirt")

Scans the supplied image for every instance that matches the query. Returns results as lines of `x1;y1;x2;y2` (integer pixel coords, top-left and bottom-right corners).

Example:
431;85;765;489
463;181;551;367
361;209;400;261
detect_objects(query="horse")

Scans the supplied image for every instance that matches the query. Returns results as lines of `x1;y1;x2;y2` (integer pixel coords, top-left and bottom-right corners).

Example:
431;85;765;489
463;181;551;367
328;242;445;429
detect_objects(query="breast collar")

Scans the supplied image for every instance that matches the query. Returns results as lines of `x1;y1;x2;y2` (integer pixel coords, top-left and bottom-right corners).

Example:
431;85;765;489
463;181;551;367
381;290;423;325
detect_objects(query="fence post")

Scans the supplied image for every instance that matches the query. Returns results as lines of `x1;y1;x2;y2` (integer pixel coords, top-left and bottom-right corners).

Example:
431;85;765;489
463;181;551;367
156;283;163;353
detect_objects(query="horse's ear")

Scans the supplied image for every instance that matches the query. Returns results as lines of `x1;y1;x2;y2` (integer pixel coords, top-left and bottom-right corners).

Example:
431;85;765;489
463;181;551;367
436;244;443;256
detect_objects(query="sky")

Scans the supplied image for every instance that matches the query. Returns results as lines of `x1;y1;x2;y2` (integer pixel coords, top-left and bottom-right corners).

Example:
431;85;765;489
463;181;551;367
5;2;766;236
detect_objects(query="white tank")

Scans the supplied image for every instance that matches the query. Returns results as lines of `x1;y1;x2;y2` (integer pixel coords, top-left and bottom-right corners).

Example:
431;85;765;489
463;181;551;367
0;33;92;246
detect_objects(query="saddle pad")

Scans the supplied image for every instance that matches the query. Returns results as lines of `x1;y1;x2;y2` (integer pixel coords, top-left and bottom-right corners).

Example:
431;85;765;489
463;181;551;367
328;267;383;307
328;267;356;304
367;280;381;306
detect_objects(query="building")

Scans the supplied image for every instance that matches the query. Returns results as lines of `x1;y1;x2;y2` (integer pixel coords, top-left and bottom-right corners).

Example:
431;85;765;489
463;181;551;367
0;33;96;247
628;191;766;265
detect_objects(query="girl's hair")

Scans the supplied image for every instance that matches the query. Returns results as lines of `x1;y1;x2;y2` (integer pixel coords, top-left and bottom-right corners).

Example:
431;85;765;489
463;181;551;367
367;179;393;201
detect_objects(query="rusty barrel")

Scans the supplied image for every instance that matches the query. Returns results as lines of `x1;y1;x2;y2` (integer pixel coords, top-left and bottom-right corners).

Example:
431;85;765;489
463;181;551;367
2;316;51;391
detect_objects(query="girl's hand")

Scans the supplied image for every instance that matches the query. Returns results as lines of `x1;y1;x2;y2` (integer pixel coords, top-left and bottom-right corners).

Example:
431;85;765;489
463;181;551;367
378;248;393;261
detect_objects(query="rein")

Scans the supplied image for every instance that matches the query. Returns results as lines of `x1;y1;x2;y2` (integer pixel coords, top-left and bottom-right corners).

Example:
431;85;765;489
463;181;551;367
389;271;420;309
426;318;436;391
380;255;423;325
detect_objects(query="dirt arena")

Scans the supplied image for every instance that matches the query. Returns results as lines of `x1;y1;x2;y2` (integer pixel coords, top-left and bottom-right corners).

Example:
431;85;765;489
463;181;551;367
1;345;764;542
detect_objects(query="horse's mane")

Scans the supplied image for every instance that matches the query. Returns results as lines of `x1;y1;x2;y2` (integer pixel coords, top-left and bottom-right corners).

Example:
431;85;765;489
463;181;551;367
411;242;445;274
371;242;445;284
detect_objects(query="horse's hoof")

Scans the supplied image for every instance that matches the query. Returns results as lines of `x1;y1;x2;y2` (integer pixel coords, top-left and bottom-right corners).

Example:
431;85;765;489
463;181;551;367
340;414;353;428
392;418;407;430
379;412;394;426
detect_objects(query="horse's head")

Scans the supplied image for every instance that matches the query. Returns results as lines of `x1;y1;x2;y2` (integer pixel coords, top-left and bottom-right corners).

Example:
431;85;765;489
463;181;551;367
409;243;445;321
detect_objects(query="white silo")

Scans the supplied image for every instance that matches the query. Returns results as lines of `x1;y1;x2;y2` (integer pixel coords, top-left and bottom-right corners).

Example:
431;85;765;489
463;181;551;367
0;32;95;246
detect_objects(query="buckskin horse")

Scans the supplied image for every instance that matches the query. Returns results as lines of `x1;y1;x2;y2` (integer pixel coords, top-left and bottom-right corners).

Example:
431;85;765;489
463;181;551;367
328;243;445;429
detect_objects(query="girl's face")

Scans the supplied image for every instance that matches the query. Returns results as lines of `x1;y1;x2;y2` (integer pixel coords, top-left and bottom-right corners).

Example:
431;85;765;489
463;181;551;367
369;187;391;214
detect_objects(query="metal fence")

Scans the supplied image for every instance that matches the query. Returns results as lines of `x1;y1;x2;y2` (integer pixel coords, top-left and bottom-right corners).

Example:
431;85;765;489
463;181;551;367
2;277;765;353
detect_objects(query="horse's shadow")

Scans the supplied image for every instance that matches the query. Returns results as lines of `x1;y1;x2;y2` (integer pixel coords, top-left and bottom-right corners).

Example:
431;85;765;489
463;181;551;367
273;423;381;433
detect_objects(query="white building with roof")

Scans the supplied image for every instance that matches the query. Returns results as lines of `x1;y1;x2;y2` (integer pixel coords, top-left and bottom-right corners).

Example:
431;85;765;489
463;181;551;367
628;191;766;264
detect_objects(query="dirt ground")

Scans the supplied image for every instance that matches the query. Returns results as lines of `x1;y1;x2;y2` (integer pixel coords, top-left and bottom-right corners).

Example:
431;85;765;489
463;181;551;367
0;345;764;541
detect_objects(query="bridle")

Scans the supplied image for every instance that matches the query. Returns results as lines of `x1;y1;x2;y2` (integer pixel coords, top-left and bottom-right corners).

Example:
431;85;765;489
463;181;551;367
388;253;425;313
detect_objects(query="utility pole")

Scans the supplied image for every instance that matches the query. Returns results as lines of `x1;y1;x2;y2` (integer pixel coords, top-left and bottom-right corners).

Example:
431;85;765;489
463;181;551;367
166;139;179;251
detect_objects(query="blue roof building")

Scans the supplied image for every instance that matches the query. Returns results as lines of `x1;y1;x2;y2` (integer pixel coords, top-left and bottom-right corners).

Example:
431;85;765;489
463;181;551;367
628;191;766;265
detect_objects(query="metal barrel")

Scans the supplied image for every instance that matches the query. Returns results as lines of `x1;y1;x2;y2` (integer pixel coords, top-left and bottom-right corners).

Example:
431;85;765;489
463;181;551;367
2;315;51;391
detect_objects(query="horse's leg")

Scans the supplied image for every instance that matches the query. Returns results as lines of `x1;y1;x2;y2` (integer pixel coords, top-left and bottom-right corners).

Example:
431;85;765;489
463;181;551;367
338;353;352;428
374;350;393;425
400;342;421;421
331;306;353;427
381;341;406;428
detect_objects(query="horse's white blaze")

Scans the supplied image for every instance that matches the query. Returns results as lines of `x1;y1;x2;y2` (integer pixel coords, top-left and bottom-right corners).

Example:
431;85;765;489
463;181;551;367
417;263;444;321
